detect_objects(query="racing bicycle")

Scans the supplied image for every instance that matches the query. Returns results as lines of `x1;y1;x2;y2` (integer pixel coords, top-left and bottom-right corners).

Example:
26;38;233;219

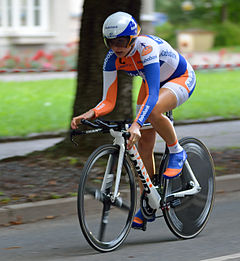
70;111;215;252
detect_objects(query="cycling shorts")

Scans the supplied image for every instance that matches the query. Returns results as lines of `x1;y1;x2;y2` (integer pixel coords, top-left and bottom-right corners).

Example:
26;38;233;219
136;61;196;115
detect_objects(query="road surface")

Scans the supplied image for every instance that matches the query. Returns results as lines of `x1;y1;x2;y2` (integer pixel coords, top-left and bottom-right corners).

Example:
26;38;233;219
1;191;240;261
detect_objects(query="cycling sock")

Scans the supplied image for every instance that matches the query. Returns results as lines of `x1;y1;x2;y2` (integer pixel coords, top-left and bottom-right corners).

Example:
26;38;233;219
167;139;183;154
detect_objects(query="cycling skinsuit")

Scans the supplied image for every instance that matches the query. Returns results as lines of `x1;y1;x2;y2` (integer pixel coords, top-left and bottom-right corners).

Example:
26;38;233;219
93;35;196;126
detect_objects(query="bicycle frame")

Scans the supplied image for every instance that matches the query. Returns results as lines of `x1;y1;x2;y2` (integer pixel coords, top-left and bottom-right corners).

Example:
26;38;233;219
166;160;201;200
101;128;201;212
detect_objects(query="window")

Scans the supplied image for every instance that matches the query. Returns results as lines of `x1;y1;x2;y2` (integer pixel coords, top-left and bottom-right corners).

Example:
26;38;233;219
0;0;48;31
7;0;12;26
33;0;40;26
20;0;27;26
0;1;2;27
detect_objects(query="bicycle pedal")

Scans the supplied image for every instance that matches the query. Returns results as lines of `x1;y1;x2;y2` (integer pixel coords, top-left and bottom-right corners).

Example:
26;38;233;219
170;198;181;208
132;226;147;231
132;219;147;231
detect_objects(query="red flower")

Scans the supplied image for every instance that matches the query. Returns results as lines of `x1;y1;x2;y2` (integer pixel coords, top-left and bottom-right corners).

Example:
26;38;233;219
32;50;45;61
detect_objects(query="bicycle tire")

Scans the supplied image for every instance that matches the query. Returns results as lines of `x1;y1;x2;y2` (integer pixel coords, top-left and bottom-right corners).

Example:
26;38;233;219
78;144;136;252
163;137;215;239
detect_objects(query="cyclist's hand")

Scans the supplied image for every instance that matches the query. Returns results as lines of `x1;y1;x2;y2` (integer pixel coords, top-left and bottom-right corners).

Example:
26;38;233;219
71;110;95;129
127;122;141;150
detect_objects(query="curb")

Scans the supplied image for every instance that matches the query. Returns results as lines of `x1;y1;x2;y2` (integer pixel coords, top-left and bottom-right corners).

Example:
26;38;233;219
1;174;240;226
0;197;77;226
0;130;67;143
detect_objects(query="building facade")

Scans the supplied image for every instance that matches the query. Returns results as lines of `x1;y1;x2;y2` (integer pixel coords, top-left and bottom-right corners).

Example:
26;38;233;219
0;0;83;56
0;0;155;57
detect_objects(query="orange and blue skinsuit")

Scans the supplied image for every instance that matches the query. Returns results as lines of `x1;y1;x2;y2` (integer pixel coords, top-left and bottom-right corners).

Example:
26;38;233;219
93;35;196;126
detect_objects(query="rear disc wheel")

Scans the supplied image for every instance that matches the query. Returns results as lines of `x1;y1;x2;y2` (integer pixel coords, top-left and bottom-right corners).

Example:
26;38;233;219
163;137;215;239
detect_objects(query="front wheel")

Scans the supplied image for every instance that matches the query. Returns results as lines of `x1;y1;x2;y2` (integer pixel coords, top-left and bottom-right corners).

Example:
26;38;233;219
163;137;215;239
78;144;136;252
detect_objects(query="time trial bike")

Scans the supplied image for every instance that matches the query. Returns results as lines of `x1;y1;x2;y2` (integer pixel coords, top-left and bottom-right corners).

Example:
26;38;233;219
70;111;215;252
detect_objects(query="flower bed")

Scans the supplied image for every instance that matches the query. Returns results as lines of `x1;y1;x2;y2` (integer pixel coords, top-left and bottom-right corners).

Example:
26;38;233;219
0;42;78;71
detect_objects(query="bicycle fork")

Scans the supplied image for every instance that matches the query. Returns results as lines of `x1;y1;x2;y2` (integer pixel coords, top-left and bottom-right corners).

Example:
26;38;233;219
100;130;127;204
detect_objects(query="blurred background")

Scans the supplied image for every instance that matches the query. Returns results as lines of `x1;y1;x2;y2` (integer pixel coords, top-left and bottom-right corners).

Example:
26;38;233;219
0;0;240;215
0;0;240;139
1;0;240;70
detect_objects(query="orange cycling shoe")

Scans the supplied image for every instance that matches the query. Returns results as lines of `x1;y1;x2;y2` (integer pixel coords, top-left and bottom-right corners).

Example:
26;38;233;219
163;150;187;179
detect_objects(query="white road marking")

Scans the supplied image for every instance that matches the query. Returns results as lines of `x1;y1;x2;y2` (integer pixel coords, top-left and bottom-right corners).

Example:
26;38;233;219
200;253;240;261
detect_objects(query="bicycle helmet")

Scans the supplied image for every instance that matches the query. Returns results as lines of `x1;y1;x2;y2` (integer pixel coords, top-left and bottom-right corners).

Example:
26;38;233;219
103;11;141;48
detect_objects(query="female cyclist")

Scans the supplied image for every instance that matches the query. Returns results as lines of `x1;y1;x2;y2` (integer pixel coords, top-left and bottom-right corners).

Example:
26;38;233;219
71;11;196;230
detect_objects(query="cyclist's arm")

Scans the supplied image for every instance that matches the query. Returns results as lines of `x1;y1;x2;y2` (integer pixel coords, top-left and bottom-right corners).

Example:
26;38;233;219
134;62;160;126
93;70;118;117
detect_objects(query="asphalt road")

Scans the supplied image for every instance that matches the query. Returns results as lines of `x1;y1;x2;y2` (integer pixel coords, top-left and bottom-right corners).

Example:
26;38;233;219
1;191;240;261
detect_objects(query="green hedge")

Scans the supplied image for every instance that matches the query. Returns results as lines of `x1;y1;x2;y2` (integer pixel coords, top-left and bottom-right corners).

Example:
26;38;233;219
154;21;240;48
214;21;240;46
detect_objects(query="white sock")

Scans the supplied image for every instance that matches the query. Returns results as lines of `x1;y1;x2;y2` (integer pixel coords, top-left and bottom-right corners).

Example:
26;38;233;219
167;139;183;154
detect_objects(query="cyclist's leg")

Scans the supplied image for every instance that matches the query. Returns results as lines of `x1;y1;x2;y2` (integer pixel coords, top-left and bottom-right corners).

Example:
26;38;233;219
136;79;156;187
148;63;196;179
132;81;157;229
148;89;186;179
138;128;156;192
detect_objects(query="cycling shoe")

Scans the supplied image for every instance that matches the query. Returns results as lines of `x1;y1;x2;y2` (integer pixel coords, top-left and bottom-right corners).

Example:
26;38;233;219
163;150;187;179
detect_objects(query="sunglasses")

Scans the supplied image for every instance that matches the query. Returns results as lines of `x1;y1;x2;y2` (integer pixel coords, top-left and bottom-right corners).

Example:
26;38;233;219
107;36;130;48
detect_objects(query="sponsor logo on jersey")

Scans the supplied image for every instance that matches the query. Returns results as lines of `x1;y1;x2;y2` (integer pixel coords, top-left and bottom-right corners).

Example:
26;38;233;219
103;50;115;71
186;71;195;88
160;50;177;59
96;103;105;110
148;35;163;44
139;105;150;122
119;64;128;69
141;45;153;56
127;71;139;77
143;55;157;64
119;58;125;64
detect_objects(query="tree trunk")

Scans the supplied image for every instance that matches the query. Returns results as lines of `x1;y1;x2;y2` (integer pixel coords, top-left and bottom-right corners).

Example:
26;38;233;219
71;0;141;153
49;0;141;156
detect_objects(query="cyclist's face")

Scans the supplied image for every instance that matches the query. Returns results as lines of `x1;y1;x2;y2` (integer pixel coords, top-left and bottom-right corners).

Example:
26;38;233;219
108;37;132;57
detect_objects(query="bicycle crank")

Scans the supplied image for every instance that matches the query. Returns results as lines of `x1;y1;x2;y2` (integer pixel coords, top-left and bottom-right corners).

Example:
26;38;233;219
140;192;156;219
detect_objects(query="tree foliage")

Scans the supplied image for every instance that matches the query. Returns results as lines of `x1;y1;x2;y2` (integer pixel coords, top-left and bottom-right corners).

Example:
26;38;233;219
155;0;240;25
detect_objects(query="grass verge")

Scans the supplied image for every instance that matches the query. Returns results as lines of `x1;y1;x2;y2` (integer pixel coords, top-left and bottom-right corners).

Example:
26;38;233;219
1;70;240;137
0;79;75;136
133;70;240;120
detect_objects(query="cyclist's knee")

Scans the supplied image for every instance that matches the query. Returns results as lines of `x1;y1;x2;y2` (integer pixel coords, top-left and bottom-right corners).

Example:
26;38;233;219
148;111;165;124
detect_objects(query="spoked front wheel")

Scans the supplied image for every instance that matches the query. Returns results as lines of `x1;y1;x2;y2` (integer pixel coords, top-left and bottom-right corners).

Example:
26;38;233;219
78;144;136;252
163;137;215;239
